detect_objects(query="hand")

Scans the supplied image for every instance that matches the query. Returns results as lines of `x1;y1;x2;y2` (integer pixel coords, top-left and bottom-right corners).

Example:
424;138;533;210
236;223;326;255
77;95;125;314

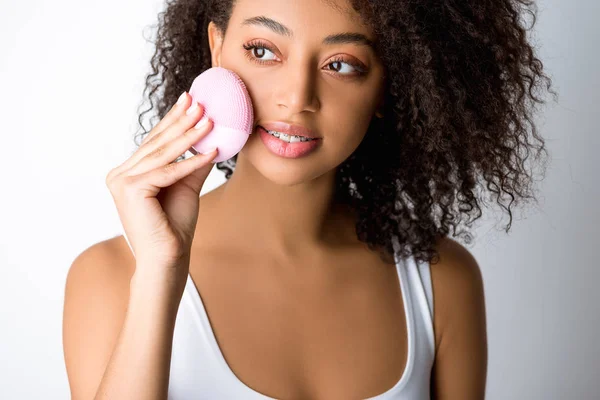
106;92;216;278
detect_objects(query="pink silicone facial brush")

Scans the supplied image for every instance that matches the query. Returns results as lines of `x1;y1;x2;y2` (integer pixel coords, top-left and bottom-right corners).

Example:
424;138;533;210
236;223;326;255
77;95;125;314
188;67;255;163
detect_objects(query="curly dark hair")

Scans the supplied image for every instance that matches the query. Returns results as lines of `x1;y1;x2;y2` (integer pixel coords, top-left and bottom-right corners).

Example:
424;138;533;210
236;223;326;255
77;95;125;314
133;0;557;266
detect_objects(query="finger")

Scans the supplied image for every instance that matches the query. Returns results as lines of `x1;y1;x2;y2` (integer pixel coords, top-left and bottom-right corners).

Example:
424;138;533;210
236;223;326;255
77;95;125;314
134;148;218;192
161;160;216;231
140;91;190;147
137;101;206;161
177;155;216;194
127;117;214;177
109;99;205;180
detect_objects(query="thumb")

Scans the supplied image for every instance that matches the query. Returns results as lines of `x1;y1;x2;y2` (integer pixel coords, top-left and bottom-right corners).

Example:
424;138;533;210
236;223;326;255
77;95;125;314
161;158;215;244
179;157;216;195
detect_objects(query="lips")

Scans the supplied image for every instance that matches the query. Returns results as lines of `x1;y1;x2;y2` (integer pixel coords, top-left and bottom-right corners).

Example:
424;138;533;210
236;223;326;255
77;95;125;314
258;121;321;139
258;126;321;158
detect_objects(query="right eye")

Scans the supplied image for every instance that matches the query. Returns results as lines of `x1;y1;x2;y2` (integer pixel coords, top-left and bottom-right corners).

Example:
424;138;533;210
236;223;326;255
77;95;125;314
242;40;278;64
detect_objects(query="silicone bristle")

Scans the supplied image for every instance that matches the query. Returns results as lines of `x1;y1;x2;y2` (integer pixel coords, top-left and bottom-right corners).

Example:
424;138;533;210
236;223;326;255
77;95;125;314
188;67;254;135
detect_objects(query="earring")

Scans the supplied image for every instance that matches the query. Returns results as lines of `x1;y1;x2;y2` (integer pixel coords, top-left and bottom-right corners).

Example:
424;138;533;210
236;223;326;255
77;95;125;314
375;110;384;119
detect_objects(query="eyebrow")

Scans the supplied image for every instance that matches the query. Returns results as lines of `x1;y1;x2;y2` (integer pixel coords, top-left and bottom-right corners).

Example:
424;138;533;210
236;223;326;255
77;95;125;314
241;16;376;50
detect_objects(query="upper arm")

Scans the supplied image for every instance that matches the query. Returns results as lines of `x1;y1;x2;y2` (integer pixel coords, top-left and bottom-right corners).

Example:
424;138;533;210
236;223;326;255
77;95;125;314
62;237;135;400
430;238;488;400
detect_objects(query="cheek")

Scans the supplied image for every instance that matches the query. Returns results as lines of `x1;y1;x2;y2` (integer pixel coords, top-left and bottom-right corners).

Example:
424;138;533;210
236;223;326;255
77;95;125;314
327;96;376;138
320;100;376;162
327;83;378;115
233;72;274;118
325;121;370;163
216;47;271;109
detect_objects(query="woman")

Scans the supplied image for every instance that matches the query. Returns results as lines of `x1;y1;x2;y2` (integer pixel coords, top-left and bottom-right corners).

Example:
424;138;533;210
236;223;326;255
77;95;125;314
63;0;554;399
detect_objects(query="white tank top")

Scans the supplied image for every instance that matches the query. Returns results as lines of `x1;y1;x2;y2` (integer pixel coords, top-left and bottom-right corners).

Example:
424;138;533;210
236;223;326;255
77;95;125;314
121;232;435;399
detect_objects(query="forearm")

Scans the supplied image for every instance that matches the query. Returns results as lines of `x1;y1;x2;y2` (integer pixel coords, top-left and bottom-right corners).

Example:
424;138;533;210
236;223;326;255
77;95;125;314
93;270;184;400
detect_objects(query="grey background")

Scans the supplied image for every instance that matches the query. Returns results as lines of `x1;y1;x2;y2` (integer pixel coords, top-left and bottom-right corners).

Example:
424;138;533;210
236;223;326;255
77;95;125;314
0;0;597;398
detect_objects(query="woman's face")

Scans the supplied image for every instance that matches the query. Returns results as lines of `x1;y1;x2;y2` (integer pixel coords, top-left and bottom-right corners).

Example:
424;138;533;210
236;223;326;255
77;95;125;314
208;0;386;186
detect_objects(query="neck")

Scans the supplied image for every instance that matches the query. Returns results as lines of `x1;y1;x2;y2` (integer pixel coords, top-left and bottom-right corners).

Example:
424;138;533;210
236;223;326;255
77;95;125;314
205;154;356;262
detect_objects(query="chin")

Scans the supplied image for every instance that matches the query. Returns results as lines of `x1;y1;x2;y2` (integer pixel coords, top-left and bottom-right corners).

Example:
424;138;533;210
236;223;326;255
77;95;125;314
254;155;326;186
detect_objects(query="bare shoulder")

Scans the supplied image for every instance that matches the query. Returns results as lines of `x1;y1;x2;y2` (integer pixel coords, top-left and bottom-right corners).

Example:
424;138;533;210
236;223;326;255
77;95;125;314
65;235;136;288
429;236;487;399
62;235;135;400
430;236;484;303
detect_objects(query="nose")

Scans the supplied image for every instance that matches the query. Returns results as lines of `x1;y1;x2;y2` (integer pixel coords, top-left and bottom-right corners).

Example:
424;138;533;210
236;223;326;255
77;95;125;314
274;64;321;114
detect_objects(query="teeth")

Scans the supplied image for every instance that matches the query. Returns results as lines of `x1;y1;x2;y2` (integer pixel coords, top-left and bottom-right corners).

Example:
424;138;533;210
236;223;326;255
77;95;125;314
266;129;314;143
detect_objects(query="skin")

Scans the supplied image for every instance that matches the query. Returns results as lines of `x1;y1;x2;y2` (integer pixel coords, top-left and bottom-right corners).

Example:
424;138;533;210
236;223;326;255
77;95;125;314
63;0;487;398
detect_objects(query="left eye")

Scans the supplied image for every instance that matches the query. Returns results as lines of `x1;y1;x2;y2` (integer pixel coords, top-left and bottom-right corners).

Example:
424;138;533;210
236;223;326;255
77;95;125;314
327;60;357;74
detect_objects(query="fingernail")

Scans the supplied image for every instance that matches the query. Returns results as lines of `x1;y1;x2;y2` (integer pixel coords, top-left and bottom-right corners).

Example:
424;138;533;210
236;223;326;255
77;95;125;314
194;117;211;129
186;102;198;115
201;147;217;155
176;91;187;105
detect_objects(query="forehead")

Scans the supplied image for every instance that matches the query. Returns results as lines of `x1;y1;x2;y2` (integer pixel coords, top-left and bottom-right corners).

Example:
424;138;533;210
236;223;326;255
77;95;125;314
231;0;373;38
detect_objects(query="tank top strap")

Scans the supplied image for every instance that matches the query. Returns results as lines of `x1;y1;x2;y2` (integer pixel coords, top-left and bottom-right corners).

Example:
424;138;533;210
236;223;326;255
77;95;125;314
415;260;434;319
118;224;136;258
391;235;436;355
